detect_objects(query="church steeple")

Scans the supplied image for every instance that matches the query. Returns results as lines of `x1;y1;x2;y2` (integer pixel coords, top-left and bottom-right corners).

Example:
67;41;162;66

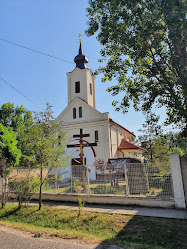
74;39;88;69
67;37;96;109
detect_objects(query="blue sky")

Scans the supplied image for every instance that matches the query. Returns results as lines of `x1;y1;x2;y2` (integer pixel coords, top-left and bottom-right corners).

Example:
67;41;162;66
0;0;175;137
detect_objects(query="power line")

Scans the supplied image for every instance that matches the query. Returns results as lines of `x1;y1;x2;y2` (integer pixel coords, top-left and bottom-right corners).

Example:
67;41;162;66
0;38;74;65
0;76;43;110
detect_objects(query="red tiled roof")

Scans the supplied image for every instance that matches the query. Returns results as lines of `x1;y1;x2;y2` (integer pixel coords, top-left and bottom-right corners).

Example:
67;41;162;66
109;118;135;137
118;139;145;151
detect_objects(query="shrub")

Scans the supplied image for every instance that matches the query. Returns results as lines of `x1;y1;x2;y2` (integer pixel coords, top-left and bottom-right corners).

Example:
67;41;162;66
9;177;40;206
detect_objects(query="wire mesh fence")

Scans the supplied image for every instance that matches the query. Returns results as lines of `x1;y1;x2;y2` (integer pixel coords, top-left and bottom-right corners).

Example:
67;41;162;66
46;162;174;199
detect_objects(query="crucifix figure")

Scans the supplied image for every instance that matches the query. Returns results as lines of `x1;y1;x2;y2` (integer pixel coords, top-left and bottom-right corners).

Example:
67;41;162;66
67;129;97;190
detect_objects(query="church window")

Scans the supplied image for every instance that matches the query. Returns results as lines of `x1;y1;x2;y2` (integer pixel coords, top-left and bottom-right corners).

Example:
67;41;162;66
79;107;82;118
73;108;76;119
95;130;98;142
90;83;92;95
75;81;80;93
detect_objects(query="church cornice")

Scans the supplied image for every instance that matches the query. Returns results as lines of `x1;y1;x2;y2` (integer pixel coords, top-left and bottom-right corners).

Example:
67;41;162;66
60;119;109;128
109;118;135;137
66;66;95;77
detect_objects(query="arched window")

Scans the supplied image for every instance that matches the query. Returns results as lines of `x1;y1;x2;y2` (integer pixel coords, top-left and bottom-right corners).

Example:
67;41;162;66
79;107;82;118
95;130;98;142
90;83;92;95
73;108;76;119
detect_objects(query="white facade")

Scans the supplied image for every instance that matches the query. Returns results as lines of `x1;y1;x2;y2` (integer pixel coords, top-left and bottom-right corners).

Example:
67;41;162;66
55;44;142;179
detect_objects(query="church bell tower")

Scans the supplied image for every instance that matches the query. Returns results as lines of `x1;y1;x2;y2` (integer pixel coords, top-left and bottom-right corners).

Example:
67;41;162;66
67;38;96;109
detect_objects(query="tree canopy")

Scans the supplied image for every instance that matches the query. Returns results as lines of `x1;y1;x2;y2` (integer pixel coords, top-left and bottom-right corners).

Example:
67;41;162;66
0;102;33;132
0;123;21;207
138;114;187;172
0;123;21;171
86;0;187;133
0;102;34;167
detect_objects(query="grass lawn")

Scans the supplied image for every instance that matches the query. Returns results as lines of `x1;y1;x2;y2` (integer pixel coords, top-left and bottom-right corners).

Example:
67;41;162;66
0;203;187;249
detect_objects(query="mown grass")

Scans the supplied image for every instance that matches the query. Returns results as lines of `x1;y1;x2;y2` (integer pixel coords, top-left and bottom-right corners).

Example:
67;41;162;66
0;203;187;249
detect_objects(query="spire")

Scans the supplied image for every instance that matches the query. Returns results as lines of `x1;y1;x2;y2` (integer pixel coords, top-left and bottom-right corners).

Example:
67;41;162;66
74;35;88;69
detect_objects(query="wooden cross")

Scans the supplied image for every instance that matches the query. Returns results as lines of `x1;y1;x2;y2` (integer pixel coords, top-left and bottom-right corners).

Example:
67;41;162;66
67;129;97;165
67;129;97;190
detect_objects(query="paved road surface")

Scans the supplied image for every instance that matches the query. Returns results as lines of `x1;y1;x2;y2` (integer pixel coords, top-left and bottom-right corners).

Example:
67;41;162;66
0;225;123;249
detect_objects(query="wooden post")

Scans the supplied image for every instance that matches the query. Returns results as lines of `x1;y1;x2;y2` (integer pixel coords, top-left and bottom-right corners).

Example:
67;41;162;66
67;129;97;192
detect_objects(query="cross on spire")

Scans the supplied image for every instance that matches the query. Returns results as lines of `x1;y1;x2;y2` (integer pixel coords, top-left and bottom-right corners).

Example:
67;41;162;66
78;33;82;43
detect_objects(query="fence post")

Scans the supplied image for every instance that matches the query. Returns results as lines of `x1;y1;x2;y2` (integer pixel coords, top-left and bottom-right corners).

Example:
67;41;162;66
124;162;129;196
169;153;186;209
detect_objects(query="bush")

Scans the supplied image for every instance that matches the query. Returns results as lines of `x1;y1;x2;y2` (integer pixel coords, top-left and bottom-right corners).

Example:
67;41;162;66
9;177;40;206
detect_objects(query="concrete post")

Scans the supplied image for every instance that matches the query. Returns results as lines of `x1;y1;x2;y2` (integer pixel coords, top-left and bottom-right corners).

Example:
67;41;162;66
169;153;186;209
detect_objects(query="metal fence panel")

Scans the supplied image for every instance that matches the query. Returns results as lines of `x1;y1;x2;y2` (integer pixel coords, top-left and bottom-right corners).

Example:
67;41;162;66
46;162;174;199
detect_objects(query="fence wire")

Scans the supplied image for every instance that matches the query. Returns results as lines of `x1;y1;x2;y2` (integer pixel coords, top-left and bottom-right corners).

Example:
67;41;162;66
46;162;174;199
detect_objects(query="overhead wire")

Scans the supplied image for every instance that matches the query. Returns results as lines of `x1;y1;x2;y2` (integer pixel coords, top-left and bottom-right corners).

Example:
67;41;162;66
0;76;43;110
0;38;77;110
0;38;90;110
0;38;74;64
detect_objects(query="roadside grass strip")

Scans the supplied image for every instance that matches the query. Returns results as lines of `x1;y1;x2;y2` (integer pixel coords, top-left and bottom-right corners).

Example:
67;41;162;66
0;203;187;249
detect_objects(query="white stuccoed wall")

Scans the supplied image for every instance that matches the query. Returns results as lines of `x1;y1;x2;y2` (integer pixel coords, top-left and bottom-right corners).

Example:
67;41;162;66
62;120;111;164
67;68;96;108
170;153;186;209
56;98;108;125
109;125;136;159
110;127;118;158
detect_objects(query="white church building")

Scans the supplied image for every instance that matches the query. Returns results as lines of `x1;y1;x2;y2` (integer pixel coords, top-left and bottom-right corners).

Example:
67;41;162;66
55;41;144;180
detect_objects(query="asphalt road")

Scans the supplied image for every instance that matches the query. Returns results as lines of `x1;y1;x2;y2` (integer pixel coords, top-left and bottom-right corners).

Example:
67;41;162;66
0;225;123;249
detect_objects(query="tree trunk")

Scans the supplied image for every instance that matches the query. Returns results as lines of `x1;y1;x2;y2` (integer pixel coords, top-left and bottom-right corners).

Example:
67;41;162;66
38;167;43;210
1;160;7;208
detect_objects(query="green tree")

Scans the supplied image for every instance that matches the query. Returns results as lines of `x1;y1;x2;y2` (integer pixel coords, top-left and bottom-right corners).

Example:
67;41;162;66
28;103;69;210
0;124;21;208
0;103;34;167
0;102;33;132
86;0;187;133
138;113;163;164
165;131;187;156
138;116;187;172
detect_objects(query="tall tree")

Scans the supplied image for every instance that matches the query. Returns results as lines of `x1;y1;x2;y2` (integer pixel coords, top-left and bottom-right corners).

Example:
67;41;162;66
0;103;34;167
86;0;187;134
138;114;163;163
28;103;69;210
0;124;21;208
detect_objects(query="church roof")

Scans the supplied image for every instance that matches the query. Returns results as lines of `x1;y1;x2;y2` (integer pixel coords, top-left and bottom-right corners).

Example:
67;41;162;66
74;42;88;69
109;118;135;137
118;139;145;151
